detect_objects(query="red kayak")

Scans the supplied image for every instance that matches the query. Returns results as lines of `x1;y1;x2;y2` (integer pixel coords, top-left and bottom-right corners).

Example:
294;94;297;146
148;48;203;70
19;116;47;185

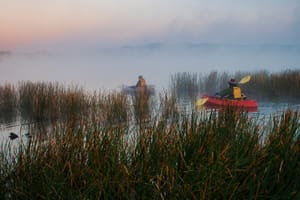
201;95;258;112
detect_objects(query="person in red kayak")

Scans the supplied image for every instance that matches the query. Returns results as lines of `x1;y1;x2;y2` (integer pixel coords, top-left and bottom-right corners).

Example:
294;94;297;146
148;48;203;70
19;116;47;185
217;78;245;99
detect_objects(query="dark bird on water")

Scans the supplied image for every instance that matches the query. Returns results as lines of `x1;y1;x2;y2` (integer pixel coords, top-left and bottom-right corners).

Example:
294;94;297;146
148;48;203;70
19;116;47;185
9;132;19;140
24;132;31;138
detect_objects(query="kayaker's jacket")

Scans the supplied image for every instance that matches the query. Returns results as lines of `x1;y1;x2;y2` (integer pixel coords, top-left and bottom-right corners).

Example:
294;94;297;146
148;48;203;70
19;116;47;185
136;77;146;88
217;78;247;99
219;86;242;99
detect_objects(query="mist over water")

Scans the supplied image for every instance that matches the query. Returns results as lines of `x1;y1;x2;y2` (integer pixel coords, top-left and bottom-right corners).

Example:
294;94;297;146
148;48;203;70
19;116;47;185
1;43;300;92
1;43;300;144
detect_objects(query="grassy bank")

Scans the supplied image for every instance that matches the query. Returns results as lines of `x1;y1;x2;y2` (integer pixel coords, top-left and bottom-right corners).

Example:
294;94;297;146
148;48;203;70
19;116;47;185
0;82;299;199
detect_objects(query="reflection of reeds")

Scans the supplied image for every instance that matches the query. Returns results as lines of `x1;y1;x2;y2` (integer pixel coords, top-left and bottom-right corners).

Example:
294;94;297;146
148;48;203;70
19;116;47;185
132;90;152;124
1;101;299;199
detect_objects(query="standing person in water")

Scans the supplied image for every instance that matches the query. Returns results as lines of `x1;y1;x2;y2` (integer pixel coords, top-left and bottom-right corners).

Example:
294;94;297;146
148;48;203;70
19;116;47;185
136;75;146;88
218;78;245;99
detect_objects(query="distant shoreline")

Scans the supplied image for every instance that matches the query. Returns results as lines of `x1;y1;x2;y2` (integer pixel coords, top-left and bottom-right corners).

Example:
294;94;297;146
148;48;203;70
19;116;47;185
0;50;12;56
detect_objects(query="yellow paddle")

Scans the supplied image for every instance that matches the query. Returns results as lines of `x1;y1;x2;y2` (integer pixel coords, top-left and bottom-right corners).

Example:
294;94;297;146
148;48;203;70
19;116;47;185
196;97;208;107
238;75;251;84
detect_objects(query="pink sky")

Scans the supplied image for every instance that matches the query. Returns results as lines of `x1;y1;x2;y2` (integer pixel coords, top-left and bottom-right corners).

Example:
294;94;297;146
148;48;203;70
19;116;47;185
1;0;299;50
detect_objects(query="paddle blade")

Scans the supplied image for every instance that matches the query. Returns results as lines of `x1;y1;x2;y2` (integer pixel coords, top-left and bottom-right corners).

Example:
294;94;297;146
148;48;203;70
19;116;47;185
196;98;208;106
239;75;251;84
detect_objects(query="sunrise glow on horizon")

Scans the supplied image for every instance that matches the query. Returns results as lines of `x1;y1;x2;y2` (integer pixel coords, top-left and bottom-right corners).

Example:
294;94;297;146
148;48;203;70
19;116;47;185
1;0;299;50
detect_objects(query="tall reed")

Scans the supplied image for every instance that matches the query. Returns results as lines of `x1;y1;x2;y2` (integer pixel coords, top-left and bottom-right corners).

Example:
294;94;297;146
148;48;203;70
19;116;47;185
98;91;130;128
170;69;300;101
169;72;200;100
0;78;300;199
1;103;299;199
18;81;61;122
0;83;17;124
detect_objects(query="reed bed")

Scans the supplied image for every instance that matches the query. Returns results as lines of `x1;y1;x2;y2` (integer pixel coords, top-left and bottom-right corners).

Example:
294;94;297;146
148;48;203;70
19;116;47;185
170;72;201;100
0;83;18;124
170;69;300;102
0;77;300;199
247;69;300;101
1;88;300;199
1;68;298;126
97;91;130;129
18;81;89;123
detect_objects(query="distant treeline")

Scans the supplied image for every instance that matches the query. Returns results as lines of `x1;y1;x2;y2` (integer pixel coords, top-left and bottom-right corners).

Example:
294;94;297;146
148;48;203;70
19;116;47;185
170;69;300;102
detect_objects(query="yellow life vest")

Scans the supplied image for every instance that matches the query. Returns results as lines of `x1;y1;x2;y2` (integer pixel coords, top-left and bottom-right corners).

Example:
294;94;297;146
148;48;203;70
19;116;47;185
233;87;242;99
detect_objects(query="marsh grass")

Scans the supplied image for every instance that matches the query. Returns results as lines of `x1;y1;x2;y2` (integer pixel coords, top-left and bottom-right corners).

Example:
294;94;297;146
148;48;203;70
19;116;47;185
0;80;300;199
170;72;201;102
0;83;17;124
247;69;300;101
18;81;89;124
1;90;300;199
170;69;300;102
97;91;130;130
157;92;180;121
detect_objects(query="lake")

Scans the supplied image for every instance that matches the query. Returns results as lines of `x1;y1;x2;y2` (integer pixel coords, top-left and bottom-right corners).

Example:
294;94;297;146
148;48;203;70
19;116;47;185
1;43;300;144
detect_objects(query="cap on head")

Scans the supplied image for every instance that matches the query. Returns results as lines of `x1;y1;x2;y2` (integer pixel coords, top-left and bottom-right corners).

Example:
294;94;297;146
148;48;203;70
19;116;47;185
228;78;236;85
138;75;143;79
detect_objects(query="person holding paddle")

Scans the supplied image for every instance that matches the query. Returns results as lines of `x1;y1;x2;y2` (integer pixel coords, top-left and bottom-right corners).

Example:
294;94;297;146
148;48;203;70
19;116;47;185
217;78;245;99
196;75;252;107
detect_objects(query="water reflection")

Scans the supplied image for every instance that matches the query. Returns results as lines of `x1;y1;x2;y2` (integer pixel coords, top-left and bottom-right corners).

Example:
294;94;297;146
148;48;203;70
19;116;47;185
166;95;300;117
0;95;299;145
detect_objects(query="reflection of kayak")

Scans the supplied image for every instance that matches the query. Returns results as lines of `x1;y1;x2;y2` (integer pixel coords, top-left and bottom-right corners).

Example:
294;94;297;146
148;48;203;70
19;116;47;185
122;85;155;96
201;95;258;111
